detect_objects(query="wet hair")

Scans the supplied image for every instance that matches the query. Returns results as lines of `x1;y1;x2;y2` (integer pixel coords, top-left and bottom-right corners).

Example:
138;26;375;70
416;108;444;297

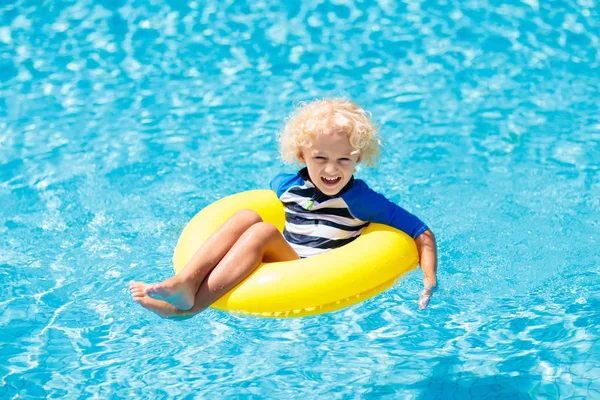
278;99;380;167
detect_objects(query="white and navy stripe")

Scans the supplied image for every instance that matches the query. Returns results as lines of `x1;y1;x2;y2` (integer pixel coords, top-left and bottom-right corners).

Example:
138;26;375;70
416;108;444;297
270;168;429;258
280;183;368;257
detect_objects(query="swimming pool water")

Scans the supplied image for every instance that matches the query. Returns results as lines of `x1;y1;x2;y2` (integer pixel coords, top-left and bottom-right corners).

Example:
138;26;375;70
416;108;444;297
1;0;599;398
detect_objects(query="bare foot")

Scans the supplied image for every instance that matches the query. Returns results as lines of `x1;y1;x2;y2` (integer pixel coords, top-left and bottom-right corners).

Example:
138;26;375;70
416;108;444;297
130;281;186;318
139;276;197;311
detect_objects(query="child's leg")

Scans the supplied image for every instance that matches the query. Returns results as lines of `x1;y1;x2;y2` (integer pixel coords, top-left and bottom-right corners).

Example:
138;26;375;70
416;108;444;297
129;209;263;310
131;221;298;319
182;221;299;316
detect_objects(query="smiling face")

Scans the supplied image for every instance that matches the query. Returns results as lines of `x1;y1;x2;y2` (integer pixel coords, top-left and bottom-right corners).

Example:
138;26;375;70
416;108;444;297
298;130;362;196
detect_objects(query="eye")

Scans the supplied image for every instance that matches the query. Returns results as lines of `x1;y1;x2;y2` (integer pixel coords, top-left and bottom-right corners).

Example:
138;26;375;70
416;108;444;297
314;156;327;161
338;158;351;163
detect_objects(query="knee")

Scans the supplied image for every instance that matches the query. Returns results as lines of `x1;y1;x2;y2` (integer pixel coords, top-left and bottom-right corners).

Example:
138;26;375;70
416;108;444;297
232;209;262;227
244;222;280;242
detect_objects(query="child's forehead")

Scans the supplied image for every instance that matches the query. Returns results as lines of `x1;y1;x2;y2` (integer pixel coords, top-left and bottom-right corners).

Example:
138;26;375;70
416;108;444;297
309;131;355;151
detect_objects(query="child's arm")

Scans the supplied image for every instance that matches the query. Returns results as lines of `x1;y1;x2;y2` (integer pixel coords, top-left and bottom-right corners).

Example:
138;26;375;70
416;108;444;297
415;229;437;310
342;180;438;309
415;229;437;286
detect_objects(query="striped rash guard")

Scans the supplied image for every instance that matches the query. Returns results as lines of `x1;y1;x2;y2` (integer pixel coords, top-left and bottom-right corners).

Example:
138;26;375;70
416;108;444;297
270;168;429;258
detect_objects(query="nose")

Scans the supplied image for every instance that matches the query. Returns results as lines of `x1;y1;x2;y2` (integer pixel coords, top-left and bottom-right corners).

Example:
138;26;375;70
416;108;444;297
324;162;338;175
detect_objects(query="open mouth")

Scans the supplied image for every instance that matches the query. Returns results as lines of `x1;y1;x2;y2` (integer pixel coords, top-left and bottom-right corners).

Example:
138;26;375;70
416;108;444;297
321;176;341;186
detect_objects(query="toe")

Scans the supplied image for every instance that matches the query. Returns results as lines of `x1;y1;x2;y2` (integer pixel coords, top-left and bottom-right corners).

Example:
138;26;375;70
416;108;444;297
129;281;144;290
132;294;143;303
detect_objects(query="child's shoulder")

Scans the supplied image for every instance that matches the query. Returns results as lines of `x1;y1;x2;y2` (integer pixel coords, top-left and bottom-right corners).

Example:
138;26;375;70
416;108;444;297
344;178;381;200
270;172;305;197
342;178;394;215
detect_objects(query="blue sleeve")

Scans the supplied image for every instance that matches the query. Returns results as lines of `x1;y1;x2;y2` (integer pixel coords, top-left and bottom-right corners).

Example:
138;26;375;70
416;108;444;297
342;179;429;239
270;173;305;198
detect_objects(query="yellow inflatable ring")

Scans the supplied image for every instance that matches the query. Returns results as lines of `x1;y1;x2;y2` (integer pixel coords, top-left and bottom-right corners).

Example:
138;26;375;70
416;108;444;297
173;190;419;317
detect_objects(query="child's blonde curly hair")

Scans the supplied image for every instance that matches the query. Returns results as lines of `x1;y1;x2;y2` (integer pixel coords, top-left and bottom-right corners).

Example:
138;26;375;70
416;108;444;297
278;99;380;167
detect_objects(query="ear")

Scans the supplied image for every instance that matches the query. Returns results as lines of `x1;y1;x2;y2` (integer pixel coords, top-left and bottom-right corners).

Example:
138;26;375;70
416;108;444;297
356;153;363;164
297;151;306;164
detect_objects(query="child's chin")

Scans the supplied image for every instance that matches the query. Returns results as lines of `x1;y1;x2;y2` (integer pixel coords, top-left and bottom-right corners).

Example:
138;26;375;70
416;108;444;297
319;186;341;195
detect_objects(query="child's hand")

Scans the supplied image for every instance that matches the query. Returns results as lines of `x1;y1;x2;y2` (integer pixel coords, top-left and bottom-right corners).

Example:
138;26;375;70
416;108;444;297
418;288;432;310
414;230;437;310
418;277;435;310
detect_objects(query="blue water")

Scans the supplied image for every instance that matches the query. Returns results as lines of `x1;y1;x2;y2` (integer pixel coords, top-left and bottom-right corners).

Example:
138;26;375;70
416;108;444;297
1;0;599;398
